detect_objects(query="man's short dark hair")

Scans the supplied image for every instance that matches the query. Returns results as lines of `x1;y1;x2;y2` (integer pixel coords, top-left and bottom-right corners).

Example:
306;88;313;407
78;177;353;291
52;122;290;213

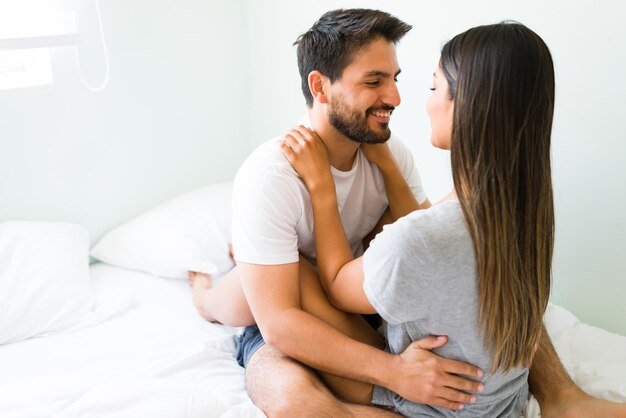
294;9;412;107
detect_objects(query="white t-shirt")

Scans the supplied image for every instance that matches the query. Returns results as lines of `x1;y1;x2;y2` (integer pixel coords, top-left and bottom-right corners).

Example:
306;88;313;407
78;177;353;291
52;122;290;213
232;120;427;266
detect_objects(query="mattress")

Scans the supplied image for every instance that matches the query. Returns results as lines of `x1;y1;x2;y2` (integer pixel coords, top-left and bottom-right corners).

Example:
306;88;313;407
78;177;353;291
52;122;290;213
0;263;624;417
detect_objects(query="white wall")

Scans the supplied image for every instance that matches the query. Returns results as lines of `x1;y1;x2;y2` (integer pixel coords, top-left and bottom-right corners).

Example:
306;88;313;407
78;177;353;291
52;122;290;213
1;1;624;336
0;0;250;243
245;0;626;335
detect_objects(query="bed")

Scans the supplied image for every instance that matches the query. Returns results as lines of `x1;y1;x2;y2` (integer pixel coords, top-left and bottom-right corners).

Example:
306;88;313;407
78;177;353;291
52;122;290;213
1;182;624;417
0;263;263;418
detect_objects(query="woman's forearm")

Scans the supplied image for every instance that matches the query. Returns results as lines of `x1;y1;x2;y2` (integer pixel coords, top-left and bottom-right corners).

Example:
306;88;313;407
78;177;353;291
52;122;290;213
376;159;421;221
308;183;354;290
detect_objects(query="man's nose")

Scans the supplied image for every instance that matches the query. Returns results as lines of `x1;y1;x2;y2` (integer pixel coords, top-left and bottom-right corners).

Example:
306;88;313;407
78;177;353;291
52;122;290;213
383;82;401;107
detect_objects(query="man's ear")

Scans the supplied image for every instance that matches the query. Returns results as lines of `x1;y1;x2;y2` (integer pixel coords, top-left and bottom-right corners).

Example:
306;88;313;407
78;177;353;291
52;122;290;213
308;70;329;104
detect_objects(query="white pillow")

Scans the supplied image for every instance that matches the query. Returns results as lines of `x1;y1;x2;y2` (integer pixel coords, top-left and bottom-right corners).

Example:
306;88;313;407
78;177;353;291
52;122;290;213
0;221;94;345
90;181;234;279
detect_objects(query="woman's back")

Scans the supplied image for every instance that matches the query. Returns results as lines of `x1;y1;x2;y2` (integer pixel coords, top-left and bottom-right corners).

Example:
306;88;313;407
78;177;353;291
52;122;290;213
363;200;528;417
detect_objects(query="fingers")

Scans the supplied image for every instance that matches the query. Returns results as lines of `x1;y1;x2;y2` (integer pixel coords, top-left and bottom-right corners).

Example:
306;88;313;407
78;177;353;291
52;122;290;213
441;372;484;393
287;125;322;145
292;125;313;141
287;128;305;146
431;397;465;411
281;126;310;154
439;387;477;405
280;125;327;158
279;139;295;160
292;125;318;140
426;376;480;411
409;336;484;378
282;133;300;151
415;371;481;411
440;357;484;379
413;335;448;350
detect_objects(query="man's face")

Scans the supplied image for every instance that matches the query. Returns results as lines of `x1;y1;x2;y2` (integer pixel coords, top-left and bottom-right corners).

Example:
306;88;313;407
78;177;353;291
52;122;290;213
326;37;401;144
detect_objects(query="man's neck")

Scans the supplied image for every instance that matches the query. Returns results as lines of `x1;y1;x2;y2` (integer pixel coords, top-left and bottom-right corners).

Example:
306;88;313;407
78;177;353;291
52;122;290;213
308;109;360;172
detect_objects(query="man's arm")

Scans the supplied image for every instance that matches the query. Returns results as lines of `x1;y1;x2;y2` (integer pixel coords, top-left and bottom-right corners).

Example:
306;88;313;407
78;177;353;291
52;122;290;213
238;261;484;408
239;262;388;380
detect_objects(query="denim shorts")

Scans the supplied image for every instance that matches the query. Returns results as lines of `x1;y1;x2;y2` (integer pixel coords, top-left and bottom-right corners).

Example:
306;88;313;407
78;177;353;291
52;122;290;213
236;323;398;413
236;324;266;368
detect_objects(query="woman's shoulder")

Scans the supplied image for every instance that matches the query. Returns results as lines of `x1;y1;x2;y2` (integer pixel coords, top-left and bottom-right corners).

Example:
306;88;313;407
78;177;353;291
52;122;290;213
386;201;471;255
372;200;467;257
401;200;465;233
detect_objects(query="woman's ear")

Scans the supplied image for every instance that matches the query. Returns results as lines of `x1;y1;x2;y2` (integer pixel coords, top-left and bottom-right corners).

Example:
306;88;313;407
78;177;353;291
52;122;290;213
308;70;329;104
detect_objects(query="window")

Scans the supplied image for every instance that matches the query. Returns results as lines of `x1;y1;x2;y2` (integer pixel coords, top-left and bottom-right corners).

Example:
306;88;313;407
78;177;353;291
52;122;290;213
0;10;78;90
0;49;53;90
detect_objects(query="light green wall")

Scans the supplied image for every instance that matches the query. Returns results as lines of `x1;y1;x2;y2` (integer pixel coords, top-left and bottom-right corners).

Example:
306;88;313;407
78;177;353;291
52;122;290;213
1;0;624;336
0;0;250;244
245;0;626;336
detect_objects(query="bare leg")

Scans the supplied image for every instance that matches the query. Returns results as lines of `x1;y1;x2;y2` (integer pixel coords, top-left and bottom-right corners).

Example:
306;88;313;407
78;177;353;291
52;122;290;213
529;325;626;418
189;267;255;327
191;257;394;410
246;345;402;418
297;257;385;404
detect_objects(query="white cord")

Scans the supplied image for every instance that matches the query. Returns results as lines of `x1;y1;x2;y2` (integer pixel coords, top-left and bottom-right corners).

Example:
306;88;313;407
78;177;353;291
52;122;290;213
74;0;109;92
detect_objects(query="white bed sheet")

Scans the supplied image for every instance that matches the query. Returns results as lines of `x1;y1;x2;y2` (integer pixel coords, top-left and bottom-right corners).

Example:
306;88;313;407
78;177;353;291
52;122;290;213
0;263;624;417
0;263;264;418
522;303;626;417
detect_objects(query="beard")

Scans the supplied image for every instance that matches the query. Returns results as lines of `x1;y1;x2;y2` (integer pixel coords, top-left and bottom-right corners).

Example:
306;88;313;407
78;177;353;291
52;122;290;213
328;94;392;145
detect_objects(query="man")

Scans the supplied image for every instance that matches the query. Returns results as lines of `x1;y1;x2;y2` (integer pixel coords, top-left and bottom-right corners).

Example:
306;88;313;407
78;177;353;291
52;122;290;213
231;8;626;418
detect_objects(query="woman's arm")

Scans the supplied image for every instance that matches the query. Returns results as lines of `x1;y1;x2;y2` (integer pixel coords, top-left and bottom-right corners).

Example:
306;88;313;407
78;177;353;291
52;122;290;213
361;143;424;221
307;183;375;313
280;126;375;313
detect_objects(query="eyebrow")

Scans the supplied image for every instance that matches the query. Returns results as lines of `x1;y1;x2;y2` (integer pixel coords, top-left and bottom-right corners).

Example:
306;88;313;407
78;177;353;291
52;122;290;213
363;69;402;78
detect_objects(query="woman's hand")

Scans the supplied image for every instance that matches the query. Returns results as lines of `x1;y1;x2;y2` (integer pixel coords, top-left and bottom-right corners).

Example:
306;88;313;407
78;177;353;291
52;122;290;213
361;143;394;168
280;125;333;192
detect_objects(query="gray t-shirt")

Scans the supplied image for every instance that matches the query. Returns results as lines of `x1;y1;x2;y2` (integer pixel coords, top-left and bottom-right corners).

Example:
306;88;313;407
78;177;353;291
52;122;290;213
363;200;528;418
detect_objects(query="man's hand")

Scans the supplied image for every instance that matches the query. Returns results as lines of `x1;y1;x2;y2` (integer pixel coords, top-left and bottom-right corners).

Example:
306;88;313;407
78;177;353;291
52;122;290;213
390;336;484;411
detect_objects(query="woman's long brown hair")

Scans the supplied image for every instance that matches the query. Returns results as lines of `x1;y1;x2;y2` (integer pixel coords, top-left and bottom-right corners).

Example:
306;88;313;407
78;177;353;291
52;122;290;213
441;22;555;372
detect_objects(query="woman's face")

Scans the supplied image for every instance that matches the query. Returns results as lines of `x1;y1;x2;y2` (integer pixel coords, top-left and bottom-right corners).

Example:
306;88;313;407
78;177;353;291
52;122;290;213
426;65;454;150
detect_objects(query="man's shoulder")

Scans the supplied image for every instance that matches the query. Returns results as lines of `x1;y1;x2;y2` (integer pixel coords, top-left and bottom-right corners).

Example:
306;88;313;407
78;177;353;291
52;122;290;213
243;137;289;166
236;137;299;182
233;137;303;205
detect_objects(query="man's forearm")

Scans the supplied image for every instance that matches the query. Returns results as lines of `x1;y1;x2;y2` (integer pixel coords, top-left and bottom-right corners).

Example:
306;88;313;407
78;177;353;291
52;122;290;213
267;307;396;388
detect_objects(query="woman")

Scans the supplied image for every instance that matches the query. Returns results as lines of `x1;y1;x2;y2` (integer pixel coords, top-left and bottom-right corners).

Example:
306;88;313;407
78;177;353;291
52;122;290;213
280;21;555;416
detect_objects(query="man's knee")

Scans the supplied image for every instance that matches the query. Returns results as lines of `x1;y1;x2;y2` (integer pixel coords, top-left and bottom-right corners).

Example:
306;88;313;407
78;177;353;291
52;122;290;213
245;345;321;401
245;346;346;418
